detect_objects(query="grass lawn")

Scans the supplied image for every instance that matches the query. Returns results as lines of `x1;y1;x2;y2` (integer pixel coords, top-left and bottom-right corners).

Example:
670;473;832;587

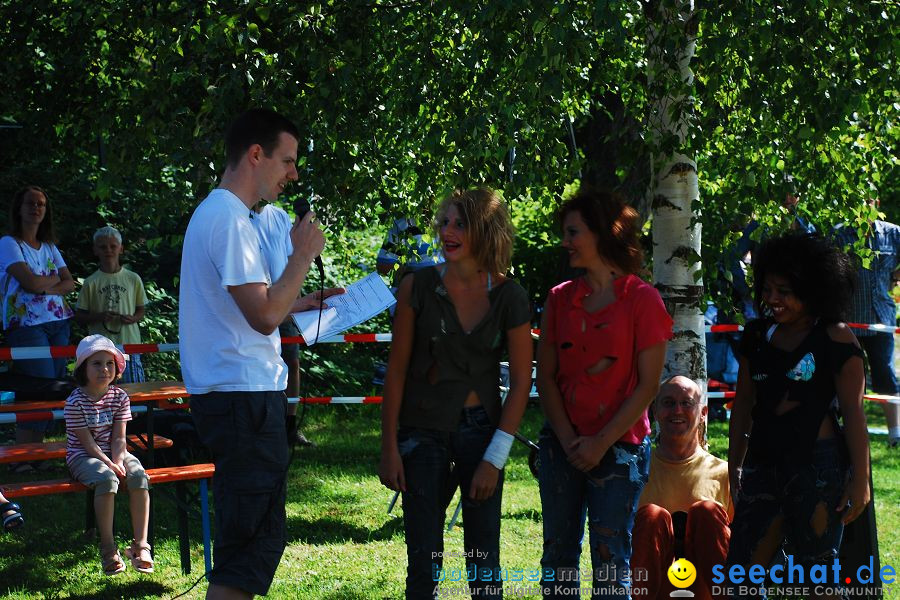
0;400;897;599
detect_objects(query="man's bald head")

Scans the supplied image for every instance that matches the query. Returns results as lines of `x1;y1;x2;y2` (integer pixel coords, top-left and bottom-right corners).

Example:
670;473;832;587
654;375;707;455
657;376;702;404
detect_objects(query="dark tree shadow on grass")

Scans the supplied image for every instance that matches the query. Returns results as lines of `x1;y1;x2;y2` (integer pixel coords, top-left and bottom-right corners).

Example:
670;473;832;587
0;558;171;599
65;580;172;600
287;515;403;545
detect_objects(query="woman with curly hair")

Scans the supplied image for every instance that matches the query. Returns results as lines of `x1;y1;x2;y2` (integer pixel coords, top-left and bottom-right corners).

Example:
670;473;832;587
726;232;870;600
379;188;533;599
536;187;672;598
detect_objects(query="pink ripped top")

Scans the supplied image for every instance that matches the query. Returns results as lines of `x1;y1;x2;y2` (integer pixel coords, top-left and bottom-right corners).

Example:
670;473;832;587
544;275;673;443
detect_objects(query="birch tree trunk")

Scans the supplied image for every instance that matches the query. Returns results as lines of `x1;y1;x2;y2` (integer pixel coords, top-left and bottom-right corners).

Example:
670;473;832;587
646;0;705;387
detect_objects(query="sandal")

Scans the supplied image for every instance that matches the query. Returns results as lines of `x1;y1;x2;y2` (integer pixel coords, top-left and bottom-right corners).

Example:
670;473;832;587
100;544;127;576
1;501;24;532
124;541;154;573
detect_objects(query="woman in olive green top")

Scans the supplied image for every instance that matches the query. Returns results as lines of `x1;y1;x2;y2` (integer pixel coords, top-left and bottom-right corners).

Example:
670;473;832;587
379;188;533;599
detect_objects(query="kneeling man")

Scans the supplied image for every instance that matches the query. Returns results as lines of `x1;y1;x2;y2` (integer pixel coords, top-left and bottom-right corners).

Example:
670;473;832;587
631;376;732;600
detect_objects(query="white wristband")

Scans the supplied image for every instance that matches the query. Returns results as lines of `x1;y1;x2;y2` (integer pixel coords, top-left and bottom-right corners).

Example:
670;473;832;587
482;429;514;470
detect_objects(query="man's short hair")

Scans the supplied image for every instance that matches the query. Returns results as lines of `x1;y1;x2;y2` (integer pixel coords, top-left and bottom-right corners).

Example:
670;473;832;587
224;109;300;169
93;225;122;244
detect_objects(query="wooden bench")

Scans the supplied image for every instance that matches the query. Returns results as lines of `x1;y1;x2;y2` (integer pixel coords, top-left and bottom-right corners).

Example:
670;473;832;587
0;434;174;464
0;463;214;575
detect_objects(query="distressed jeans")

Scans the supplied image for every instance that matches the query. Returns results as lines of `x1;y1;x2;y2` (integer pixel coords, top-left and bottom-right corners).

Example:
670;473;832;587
399;406;504;600
538;426;650;599
725;438;849;600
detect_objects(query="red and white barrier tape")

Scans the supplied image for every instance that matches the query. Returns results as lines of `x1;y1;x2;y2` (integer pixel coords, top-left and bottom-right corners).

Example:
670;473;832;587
0;322;896;361
0;343;180;361
288;396;382;405
0;404;149;425
0;336;393;361
708;323;900;334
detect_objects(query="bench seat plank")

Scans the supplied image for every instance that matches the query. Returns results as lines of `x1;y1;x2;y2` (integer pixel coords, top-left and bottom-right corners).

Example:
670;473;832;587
0;462;214;498
0;435;173;464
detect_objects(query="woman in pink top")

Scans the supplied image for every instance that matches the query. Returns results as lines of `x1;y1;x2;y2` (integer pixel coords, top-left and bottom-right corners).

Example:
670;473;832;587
536;187;672;599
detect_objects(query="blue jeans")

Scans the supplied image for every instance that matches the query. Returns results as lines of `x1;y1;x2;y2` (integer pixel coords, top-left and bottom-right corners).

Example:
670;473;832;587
6;318;70;432
399;406;504;600
858;333;899;395
538;426;650;599
725;438;849;600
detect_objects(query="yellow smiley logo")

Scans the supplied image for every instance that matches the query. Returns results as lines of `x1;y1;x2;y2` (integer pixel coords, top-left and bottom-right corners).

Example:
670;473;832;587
667;558;697;588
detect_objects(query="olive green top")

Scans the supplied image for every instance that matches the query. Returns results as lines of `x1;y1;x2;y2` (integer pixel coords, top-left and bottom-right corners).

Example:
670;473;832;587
398;266;531;432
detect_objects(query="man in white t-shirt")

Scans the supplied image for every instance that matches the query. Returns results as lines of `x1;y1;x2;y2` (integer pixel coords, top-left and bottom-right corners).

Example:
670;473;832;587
179;109;326;599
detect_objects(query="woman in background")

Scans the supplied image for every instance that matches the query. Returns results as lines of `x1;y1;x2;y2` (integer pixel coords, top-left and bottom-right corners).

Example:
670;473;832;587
0;185;74;467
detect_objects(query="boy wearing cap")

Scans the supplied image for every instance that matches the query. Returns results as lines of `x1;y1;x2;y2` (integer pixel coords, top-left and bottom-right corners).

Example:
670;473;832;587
75;226;148;382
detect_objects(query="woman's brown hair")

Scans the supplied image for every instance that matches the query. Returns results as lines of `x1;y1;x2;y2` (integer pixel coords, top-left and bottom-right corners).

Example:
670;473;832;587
9;185;57;243
557;186;643;274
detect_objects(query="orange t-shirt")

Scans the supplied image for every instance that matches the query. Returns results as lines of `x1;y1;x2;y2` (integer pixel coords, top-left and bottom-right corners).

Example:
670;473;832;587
639;448;734;520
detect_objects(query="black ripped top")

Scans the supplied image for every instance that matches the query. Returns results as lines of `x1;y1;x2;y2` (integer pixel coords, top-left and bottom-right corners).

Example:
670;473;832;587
398;266;531;431
738;318;863;465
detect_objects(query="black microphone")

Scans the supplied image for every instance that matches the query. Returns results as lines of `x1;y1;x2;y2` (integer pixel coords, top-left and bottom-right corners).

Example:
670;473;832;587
293;198;325;277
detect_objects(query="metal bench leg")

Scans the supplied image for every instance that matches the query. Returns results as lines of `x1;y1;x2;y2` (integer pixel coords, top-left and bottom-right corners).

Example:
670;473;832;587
446;495;462;532
387;490;400;514
84;489;95;535
201;478;212;577
176;481;190;575
147;488;154;556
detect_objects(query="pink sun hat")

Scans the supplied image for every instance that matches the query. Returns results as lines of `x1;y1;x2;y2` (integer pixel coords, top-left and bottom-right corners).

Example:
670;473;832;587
74;334;127;373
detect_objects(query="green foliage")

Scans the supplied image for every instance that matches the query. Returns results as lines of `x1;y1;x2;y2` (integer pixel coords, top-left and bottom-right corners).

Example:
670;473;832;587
509;189;561;307
0;0;896;327
139;282;181;381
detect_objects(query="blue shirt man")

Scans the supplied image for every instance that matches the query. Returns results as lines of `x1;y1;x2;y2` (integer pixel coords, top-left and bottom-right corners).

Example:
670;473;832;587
834;203;900;447
376;216;443;280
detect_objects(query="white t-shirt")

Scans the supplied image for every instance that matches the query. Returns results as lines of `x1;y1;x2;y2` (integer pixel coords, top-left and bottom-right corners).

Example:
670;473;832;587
0;236;74;329
252;204;293;281
179;188;287;394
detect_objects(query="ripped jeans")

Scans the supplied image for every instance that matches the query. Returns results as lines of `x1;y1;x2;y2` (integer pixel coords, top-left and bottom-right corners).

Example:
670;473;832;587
398;406;504;599
725;438;849;600
538;426;650;599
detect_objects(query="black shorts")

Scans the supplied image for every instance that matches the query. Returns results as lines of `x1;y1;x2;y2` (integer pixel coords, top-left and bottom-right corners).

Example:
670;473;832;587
278;319;301;361
190;391;289;596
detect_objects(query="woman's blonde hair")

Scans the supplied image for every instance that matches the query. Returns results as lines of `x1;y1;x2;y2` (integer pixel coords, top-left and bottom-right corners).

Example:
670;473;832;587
433;188;515;275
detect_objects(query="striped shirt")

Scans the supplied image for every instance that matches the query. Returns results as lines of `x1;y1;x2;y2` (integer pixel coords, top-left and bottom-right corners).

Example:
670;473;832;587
834;220;900;335
64;386;132;466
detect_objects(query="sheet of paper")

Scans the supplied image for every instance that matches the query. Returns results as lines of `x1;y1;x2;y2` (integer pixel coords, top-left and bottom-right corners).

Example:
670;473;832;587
291;272;396;345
